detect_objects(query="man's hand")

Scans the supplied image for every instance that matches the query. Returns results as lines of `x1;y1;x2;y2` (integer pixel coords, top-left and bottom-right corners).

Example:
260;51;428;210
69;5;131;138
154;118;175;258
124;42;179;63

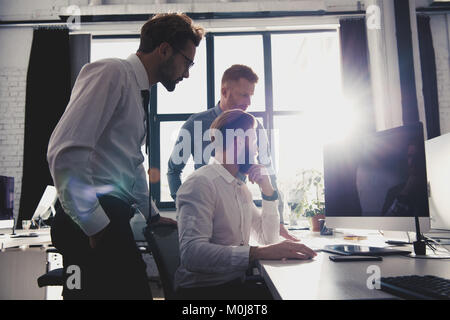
280;224;299;241
249;240;317;261
89;224;109;249
247;165;274;197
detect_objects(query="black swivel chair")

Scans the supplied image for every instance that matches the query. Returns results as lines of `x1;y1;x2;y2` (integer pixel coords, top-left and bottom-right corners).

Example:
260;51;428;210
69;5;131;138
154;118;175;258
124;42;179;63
144;224;180;300
37;248;64;300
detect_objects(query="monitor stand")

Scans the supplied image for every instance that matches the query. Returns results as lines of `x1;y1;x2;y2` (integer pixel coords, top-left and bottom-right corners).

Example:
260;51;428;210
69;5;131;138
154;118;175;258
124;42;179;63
408;217;450;259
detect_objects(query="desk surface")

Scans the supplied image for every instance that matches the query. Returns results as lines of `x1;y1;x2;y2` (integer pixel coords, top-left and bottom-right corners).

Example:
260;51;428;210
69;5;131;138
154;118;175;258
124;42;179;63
0;228;52;250
259;230;450;300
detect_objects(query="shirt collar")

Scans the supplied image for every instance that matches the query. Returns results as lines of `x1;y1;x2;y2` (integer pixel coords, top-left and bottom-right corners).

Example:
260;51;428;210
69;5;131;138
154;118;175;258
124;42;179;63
213;102;223;117
127;54;150;90
210;158;239;184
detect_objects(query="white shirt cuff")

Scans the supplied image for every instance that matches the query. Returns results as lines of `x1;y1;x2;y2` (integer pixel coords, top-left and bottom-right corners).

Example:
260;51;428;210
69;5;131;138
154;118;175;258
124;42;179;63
262;199;278;214
231;246;250;269
77;204;111;237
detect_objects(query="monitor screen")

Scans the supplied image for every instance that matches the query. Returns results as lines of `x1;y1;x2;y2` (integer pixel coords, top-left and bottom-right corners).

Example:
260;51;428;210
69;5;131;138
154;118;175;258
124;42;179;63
324;122;429;218
0;176;14;223
425;132;450;230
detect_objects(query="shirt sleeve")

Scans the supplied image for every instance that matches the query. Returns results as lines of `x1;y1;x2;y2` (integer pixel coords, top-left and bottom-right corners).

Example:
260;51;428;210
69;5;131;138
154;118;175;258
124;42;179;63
177;175;250;274
131;164;152;220
167;119;194;200
47;60;126;236
250;199;280;245
255;120;284;223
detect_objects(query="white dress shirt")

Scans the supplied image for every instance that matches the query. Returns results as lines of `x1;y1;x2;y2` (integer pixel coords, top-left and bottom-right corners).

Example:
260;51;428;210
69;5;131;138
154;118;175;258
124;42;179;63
174;161;280;289
47;54;154;237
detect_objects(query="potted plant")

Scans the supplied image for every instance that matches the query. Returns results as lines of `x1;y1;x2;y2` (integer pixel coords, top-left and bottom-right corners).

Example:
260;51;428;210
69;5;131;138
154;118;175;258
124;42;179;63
289;169;325;232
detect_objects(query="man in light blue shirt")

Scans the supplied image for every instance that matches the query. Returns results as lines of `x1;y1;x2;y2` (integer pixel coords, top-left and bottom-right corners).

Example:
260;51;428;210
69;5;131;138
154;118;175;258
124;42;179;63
167;64;296;240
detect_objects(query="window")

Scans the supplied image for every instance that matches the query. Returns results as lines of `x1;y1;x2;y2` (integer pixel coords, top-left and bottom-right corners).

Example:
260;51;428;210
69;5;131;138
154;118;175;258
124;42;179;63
157;40;207;114
271;31;343;197
214;35;265;112
159;121;195;202
91;39;139;62
91;29;344;208
271;32;341;112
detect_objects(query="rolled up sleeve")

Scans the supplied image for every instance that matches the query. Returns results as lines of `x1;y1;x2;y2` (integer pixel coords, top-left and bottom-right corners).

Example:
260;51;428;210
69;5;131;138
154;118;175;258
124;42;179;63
250;199;280;245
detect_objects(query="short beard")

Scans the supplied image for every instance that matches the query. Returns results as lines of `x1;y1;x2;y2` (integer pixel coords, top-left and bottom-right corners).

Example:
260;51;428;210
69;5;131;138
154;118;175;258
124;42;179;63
161;79;176;92
159;56;178;92
238;149;254;174
238;163;253;174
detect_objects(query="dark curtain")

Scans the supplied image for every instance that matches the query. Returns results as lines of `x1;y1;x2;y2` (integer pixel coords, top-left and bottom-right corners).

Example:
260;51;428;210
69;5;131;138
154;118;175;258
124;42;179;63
339;18;375;133
394;0;420;125
417;14;441;139
18;28;71;227
69;34;91;89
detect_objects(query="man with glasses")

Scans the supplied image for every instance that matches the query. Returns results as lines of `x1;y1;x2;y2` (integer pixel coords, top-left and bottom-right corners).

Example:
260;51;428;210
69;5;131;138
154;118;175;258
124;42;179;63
48;13;204;299
167;64;297;241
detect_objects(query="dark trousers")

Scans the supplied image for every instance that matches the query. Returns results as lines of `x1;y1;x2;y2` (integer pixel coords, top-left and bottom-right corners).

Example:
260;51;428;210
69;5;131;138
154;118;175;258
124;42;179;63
175;277;274;300
51;195;152;300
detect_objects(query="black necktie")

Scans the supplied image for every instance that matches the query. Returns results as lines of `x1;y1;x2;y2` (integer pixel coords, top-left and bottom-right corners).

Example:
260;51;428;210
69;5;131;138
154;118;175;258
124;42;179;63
141;90;159;223
141;90;150;155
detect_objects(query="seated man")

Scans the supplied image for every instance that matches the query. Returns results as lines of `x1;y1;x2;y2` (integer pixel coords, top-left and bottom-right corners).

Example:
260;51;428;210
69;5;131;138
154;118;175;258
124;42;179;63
174;109;317;300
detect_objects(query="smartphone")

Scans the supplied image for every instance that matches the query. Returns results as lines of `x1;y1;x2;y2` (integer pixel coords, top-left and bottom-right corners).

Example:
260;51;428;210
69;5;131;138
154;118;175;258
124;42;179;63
329;255;383;262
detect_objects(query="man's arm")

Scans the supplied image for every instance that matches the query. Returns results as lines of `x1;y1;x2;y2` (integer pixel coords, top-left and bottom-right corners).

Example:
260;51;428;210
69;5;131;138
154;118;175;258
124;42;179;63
255;120;284;221
253;126;297;240
246;166;316;261
246;165;280;244
177;175;250;274
167;121;194;201
47;61;124;238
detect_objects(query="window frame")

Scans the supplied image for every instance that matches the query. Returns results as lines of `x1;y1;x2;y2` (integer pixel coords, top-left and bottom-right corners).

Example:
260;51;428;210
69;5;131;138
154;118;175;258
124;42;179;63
92;28;340;209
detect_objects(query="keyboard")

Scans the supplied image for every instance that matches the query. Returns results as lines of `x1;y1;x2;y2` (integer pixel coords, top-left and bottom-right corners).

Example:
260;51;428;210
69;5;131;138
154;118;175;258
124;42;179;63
380;275;450;300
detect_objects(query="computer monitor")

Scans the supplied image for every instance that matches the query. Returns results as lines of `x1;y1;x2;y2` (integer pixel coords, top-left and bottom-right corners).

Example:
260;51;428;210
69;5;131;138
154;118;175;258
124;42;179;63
31;185;57;225
0;176;14;230
323;122;430;232
425;132;450;230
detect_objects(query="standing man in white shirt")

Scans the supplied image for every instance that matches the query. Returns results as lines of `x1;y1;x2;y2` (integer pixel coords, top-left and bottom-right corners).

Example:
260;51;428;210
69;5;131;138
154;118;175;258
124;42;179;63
175;109;317;300
47;13;204;300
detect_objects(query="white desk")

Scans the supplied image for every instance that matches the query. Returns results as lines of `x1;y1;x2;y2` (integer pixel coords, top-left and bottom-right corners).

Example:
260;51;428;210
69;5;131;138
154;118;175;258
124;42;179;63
0;229;54;300
259;230;450;300
0;228;52;250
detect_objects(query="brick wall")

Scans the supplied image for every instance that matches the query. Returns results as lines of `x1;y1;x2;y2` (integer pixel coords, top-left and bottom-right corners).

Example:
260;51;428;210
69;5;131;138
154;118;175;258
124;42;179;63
430;14;450;135
0;67;27;220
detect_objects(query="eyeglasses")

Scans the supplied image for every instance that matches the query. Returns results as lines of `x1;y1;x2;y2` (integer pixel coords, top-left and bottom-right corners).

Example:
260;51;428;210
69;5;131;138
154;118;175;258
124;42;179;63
171;44;194;71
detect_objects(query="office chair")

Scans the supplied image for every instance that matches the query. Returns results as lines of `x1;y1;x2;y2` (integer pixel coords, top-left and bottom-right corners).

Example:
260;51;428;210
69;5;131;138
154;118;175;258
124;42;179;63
37;268;64;287
37;248;64;288
144;223;180;300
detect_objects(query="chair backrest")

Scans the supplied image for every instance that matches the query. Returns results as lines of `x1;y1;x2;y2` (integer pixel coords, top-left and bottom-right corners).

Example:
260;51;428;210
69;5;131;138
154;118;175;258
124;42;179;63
144;224;179;300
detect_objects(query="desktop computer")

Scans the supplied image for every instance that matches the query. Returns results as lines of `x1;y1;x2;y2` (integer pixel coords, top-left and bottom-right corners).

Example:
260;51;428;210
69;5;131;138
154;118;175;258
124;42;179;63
425;132;450;231
0;176;14;231
323;122;430;233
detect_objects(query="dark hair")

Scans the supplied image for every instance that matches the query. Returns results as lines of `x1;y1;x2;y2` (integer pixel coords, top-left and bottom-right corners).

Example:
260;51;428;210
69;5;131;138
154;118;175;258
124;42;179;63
138;13;205;53
221;64;259;85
